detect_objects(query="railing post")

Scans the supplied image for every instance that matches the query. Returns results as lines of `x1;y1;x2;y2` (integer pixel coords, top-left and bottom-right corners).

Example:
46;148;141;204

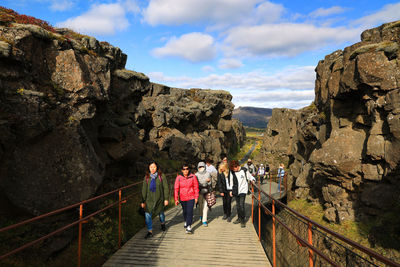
251;182;254;223
118;190;122;249
258;179;261;241
78;204;83;267
308;222;314;267
272;199;276;267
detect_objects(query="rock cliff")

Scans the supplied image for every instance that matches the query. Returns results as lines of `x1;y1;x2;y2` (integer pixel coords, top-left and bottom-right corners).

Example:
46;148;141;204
0;21;244;215
261;21;400;226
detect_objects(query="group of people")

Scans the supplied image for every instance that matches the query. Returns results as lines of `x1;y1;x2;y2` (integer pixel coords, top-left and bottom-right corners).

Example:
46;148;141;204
244;159;285;191
140;157;285;238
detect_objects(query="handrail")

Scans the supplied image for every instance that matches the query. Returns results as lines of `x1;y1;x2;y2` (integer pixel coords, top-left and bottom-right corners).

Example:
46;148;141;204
0;172;177;265
251;181;400;267
0;180;143;234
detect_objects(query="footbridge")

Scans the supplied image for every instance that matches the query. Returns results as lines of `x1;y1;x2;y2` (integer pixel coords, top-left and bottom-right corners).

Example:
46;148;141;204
1;173;399;267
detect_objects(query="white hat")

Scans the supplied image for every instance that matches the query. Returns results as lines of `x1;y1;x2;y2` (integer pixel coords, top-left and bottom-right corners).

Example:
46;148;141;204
260;164;263;166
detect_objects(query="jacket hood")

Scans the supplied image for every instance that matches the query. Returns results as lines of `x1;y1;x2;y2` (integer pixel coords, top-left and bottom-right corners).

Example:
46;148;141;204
197;161;206;170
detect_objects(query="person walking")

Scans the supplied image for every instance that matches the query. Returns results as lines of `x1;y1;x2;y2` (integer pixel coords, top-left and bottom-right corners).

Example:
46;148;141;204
217;162;233;222
205;159;218;190
141;161;169;239
277;163;285;192
245;159;257;175
230;160;256;228
257;164;266;185
174;164;199;234
195;162;212;227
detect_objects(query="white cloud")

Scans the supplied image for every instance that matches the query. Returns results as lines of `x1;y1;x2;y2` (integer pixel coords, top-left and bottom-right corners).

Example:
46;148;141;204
233;90;314;109
309;6;348;18
149;65;315;91
123;0;141;14
253;1;285;24
142;0;262;26
57;3;129;35
50;0;75;11
149;68;315;109
224;23;360;57
152;32;217;62
202;65;215;72
353;3;400;29
218;58;243;69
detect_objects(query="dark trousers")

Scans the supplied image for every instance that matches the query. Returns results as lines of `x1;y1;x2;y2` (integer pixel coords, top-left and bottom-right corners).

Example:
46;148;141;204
222;191;233;217
181;199;195;226
235;193;246;221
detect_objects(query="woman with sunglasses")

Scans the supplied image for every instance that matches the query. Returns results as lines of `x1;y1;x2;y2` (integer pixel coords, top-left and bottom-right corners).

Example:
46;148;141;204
174;164;199;234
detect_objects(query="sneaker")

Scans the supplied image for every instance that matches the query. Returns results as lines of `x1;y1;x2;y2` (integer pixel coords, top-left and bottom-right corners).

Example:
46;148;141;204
241;222;246;228
161;223;166;231
184;223;187;228
222;214;227;220
202;222;208;227
233;218;241;224
186;225;193;234
145;232;153;239
227;217;232;222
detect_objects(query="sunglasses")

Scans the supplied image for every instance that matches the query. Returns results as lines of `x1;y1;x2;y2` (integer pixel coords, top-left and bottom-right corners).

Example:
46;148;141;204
182;167;189;170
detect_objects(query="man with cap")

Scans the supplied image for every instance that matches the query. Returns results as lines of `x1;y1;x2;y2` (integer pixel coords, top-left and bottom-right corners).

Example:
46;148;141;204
246;159;256;175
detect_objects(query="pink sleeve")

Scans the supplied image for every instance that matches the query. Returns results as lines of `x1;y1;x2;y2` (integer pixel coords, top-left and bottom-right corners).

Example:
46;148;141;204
174;176;180;202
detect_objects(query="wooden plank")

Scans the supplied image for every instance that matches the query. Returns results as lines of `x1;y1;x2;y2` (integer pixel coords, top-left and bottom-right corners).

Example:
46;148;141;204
104;192;272;267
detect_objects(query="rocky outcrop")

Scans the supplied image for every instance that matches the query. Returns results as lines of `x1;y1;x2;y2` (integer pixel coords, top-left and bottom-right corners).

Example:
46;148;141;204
0;23;244;216
261;21;400;226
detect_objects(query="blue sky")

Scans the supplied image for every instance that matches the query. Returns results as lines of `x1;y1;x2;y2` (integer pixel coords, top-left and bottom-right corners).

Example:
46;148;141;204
4;0;400;109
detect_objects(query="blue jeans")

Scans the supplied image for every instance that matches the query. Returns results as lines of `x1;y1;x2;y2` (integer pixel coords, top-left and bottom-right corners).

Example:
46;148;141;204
145;211;165;231
277;177;283;191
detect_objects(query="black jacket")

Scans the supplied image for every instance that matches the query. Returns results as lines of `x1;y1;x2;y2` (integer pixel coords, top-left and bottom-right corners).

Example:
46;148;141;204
217;172;235;194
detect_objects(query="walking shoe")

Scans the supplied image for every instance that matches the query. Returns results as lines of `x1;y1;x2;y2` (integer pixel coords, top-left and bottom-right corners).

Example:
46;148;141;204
184;223;187;228
144;232;153;239
227;217;232;222
161;223;166;231
233;218;241;224
222;214;227;220
185;225;193;234
202;222;208;227
241;222;246;228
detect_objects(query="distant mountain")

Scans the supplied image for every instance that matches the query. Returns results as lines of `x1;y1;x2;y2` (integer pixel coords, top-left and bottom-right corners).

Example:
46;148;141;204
233;106;273;128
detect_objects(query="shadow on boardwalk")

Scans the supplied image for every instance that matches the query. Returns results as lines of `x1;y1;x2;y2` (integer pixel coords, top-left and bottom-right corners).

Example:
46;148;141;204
103;193;271;267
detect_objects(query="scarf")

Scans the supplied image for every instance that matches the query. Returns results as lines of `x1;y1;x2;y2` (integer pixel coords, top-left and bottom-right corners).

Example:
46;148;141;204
150;172;157;193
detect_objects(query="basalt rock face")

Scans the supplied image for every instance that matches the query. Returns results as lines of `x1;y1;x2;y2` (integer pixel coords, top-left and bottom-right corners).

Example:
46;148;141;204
0;24;244;215
262;21;400;225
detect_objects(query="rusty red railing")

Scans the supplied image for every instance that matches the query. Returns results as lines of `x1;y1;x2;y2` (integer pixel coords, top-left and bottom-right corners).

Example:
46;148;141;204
0;180;144;266
250;180;400;267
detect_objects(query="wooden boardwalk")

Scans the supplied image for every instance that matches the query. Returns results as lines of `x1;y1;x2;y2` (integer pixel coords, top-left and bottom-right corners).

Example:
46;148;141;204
104;189;272;267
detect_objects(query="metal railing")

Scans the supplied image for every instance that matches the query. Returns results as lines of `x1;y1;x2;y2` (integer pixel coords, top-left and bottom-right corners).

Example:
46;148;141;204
250;179;400;267
0;173;177;267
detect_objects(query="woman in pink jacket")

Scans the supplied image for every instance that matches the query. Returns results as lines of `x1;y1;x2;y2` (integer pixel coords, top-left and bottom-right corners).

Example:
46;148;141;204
174;163;199;234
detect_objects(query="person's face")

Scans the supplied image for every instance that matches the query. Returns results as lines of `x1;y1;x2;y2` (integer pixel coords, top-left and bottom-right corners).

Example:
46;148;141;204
198;166;205;172
182;166;189;176
206;162;211;166
222;157;227;163
149;163;157;174
234;165;241;172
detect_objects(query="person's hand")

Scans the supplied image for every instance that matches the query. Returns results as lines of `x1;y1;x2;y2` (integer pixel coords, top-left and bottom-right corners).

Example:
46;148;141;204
206;178;211;182
195;198;198;204
141;203;145;208
220;193;224;197
164;200;169;206
175;200;179;206
229;192;233;197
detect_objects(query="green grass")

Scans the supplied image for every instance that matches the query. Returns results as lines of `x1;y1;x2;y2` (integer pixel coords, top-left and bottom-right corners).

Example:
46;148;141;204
287;199;400;262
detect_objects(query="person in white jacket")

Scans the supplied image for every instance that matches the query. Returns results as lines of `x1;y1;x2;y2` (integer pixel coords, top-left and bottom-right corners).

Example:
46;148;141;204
195;162;212;227
230;160;256;228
